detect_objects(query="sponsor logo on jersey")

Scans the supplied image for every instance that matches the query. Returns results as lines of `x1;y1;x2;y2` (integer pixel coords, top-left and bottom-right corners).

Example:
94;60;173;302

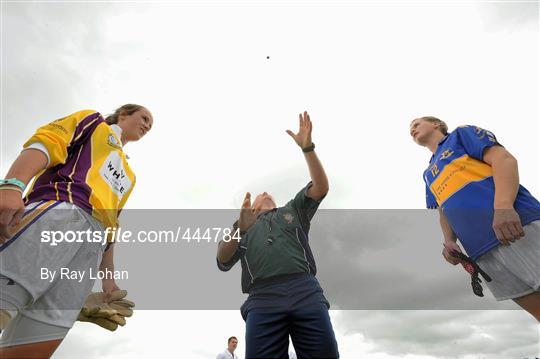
486;131;497;142
440;149;454;160
99;152;132;197
48;119;69;134
107;134;122;149
283;213;294;224
475;127;497;143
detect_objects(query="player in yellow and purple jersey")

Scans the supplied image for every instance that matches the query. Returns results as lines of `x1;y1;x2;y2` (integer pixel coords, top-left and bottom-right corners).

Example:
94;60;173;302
411;116;540;322
22;109;142;229
0;105;153;357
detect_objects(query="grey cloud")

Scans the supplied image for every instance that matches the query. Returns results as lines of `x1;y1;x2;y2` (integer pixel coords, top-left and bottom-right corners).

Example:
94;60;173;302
478;1;538;31
2;3;124;159
311;210;517;310
334;310;539;358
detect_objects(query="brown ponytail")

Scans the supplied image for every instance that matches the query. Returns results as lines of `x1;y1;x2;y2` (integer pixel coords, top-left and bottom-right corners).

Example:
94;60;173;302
105;104;145;125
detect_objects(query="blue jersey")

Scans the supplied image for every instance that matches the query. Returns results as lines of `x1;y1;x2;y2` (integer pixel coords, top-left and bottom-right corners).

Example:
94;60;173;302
423;125;540;259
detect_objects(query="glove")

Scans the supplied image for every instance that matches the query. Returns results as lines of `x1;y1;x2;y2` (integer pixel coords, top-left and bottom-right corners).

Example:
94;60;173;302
77;311;120;331
450;250;492;297
108;297;135;318
80;291;117;317
77;290;134;331
103;289;134;318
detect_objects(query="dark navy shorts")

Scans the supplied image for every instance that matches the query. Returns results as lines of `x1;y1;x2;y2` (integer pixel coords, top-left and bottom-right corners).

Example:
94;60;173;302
241;273;339;359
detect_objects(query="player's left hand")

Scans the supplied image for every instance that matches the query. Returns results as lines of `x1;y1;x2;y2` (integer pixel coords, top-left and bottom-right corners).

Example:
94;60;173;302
286;111;313;149
102;278;120;302
442;241;463;265
492;208;524;245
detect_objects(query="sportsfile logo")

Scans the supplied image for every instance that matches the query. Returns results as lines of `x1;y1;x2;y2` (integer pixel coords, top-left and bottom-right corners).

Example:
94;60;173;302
99;152;132;197
40;227;241;246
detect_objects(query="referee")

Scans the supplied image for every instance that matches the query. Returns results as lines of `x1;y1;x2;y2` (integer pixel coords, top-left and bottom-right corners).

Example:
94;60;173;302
217;111;339;359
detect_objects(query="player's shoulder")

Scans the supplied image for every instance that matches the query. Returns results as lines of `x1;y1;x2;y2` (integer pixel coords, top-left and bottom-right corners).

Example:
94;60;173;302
455;124;474;131
452;124;483;136
456;124;496;137
55;109;102;124
456;124;490;132
75;109;102;119
64;109;98;117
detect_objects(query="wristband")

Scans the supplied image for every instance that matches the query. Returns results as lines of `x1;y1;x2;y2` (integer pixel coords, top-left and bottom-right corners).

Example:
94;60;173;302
302;142;315;153
233;220;246;236
0;178;26;192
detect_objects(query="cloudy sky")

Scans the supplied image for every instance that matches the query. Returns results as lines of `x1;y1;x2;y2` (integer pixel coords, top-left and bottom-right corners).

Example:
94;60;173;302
1;0;539;358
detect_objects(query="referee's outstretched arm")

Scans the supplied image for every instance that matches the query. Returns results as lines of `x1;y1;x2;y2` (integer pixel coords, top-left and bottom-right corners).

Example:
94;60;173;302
286;111;329;201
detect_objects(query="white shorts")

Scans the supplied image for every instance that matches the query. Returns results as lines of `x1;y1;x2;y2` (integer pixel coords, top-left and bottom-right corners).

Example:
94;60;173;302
0;276;69;347
476;220;540;301
0;200;106;329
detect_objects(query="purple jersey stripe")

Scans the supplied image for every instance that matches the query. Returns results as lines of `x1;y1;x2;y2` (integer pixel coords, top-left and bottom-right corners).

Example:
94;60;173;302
71;138;93;209
71;112;103;147
59;120;101;181
57;182;70;203
25;112;102;203
26;183;94;209
70;185;94;213
30;167;58;189
27;117;99;215
72;139;93;184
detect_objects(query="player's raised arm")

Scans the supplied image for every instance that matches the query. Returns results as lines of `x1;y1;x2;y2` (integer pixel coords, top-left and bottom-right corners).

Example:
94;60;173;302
286;111;329;200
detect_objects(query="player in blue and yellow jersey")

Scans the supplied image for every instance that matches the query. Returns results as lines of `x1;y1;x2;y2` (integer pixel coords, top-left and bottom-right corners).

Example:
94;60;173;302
410;116;540;321
0;104;153;357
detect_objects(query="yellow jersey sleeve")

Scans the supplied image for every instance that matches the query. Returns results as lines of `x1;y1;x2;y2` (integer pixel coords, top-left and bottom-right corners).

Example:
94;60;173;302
23;110;99;168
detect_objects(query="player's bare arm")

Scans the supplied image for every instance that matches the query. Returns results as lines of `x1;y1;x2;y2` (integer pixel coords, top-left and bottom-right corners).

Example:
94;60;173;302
286;111;329;201
0;149;48;241
99;244;121;300
483;145;524;245
438;208;462;265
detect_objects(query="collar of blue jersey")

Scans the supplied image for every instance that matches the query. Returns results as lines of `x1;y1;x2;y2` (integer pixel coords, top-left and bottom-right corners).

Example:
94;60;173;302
438;134;449;145
429;134;450;163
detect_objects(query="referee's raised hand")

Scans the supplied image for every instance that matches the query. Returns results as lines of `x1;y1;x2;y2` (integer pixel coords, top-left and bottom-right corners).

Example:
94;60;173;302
238;192;257;233
286;111;313;150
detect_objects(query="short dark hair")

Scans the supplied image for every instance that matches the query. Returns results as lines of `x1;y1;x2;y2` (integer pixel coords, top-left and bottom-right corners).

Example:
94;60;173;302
228;336;238;343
